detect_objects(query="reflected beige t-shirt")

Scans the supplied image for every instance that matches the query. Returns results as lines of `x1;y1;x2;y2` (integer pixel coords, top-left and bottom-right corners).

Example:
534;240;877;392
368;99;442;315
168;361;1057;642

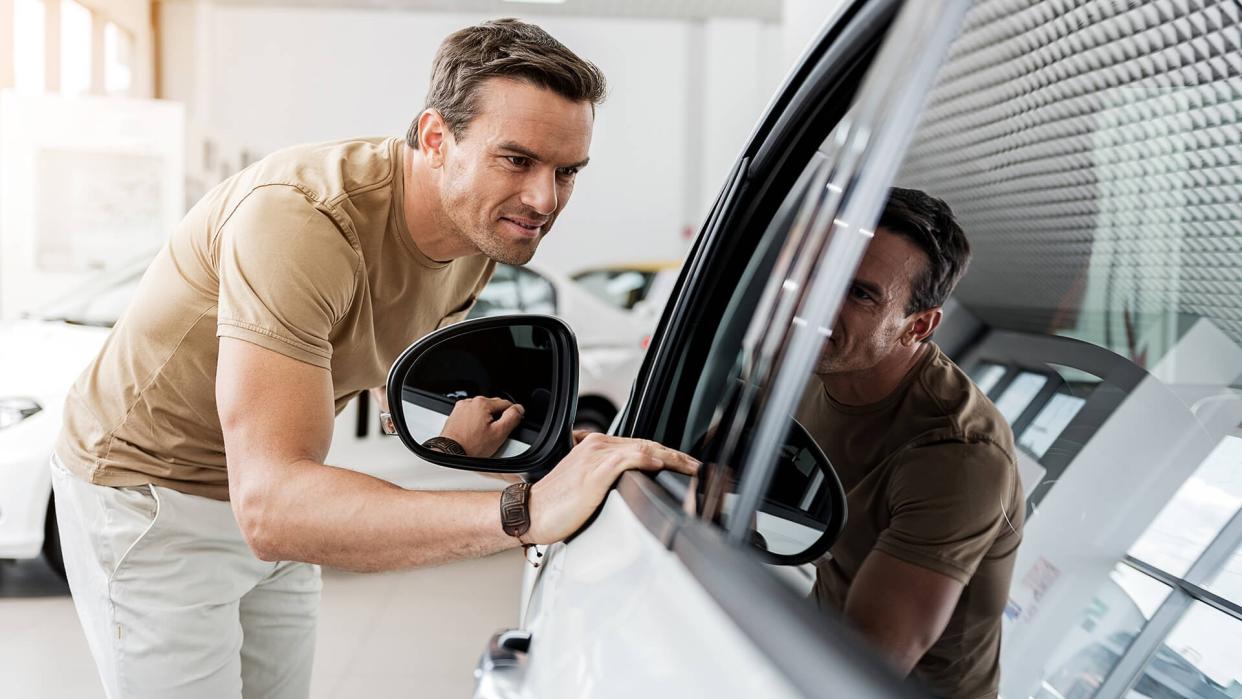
798;343;1024;699
56;137;494;501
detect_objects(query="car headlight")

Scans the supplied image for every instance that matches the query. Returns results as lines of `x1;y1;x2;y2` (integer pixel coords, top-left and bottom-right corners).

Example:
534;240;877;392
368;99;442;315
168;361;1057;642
0;397;42;430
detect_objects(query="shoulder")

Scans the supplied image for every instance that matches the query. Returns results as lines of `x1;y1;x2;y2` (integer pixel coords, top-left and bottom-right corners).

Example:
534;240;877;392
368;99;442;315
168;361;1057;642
239;137;400;205
910;343;1015;458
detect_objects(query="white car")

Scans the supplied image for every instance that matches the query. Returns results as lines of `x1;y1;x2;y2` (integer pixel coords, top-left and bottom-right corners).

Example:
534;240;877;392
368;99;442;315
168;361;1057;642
378;1;1242;697
0;257;650;575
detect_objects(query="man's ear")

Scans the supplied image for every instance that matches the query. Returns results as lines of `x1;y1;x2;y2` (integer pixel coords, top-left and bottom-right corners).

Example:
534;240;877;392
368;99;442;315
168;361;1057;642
906;307;942;345
416;109;451;167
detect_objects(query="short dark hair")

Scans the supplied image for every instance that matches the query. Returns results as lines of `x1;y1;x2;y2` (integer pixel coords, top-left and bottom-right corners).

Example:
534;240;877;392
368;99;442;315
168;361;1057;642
406;18;607;148
878;187;971;315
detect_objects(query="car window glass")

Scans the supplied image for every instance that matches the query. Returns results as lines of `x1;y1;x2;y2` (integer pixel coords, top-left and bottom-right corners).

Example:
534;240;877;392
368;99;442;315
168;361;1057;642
516;268;557;315
886;2;1242;696
469;263;520;318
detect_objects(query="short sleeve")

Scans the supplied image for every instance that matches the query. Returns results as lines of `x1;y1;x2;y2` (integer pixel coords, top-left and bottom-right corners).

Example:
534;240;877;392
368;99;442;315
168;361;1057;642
215;186;359;369
874;441;1017;584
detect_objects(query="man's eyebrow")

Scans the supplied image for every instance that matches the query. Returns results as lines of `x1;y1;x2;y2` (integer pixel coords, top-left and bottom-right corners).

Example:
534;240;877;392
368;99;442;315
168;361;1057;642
497;141;590;170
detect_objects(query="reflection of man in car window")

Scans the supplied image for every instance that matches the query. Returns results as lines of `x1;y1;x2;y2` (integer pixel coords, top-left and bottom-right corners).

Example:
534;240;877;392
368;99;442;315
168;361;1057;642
797;188;1024;699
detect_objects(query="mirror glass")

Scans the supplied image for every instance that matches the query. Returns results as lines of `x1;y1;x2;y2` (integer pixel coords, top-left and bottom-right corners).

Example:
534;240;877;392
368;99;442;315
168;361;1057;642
692;418;844;562
399;324;556;460
751;419;843;557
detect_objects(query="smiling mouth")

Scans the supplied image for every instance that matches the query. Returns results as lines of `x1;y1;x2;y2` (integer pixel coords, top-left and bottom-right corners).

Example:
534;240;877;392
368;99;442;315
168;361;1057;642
500;217;545;234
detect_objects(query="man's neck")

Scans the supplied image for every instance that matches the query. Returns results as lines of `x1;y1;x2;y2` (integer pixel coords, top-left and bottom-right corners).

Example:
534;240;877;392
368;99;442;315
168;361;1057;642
820;343;930;407
401;145;474;263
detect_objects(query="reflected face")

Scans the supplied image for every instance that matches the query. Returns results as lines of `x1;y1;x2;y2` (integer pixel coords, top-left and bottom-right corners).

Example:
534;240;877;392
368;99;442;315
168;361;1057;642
814;228;929;375
437;78;594;265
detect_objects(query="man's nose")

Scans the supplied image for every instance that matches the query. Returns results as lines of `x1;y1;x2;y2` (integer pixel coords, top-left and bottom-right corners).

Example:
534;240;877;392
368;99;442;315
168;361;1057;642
522;170;558;216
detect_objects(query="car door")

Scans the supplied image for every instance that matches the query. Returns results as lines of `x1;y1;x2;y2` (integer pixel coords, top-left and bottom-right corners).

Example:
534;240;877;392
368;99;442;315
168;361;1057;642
476;1;973;696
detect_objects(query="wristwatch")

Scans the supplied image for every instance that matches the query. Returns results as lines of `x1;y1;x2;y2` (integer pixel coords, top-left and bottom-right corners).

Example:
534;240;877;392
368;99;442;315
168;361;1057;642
501;482;542;567
422;436;467;456
500;482;532;542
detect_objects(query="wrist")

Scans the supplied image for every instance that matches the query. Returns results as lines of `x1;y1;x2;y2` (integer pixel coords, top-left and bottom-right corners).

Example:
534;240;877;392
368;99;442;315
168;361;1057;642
500;481;535;545
423;436;466;456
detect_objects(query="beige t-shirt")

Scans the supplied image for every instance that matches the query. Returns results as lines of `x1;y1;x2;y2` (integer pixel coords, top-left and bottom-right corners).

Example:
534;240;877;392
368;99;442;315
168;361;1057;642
56;137;494;501
798;343;1024;699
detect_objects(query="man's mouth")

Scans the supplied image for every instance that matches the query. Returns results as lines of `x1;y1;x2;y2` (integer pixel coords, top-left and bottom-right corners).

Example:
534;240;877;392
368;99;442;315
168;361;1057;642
500;216;546;238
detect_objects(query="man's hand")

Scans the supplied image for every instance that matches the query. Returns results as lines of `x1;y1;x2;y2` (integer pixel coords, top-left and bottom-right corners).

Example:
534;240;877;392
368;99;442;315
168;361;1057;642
525;433;699;544
439;396;525;457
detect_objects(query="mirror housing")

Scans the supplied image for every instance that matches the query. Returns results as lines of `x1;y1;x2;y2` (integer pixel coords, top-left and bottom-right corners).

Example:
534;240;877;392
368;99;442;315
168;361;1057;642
383;315;579;478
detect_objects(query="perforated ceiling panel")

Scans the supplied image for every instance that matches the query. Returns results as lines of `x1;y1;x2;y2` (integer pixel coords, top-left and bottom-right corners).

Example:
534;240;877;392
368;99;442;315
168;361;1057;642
896;0;1242;352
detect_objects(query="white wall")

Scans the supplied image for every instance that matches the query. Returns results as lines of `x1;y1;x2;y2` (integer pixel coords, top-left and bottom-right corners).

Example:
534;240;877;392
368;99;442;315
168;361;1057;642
159;2;785;273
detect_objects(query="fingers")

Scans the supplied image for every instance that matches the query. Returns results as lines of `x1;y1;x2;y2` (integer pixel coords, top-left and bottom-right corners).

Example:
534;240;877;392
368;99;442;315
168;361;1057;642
572;429;593;445
493;404;525;434
475;396;515;412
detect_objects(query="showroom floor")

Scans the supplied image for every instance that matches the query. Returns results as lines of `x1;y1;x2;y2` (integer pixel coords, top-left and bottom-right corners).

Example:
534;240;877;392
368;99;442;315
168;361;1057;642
0;548;524;698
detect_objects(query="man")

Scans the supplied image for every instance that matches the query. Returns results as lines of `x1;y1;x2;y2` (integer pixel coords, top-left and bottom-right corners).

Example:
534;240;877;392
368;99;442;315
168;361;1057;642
797;188;1024;699
50;18;696;698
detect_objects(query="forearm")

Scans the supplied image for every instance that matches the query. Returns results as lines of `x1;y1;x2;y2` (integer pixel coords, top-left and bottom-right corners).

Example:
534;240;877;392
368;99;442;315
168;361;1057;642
232;457;516;572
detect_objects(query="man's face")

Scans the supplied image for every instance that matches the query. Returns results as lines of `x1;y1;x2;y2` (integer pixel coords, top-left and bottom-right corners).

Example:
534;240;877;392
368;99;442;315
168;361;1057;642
814;228;931;375
436;78;594;265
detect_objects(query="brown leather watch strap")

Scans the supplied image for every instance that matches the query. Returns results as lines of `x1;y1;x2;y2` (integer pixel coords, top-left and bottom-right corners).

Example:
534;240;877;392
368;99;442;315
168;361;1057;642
500;482;532;541
422;436;467;456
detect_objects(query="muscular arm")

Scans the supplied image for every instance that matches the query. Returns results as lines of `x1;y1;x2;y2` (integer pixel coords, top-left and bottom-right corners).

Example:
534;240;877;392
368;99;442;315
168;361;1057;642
218;338;698;572
843;550;965;675
218;337;512;571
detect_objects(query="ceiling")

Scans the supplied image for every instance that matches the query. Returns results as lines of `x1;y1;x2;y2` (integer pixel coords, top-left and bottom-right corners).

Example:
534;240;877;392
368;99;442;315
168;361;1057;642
193;0;783;21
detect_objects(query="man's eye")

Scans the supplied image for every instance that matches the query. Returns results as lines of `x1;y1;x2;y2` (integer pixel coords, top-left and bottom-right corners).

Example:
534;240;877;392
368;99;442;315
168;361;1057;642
557;167;579;179
851;286;873;302
505;156;530;168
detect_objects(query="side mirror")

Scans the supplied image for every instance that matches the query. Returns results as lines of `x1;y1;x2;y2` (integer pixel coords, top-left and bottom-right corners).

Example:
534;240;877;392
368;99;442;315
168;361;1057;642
383;315;579;477
695;419;846;566
751;419;846;565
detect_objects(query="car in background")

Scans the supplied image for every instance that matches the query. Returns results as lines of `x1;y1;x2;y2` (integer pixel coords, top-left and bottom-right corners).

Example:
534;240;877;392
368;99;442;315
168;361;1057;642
0;255;151;578
468;262;653;432
570;261;680;321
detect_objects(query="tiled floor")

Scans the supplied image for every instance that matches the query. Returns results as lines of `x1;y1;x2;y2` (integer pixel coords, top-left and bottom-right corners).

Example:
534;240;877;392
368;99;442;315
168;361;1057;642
1;429;525;698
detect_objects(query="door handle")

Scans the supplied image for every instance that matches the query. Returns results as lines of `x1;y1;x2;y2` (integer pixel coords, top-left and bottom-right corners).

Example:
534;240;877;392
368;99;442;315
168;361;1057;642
473;629;532;698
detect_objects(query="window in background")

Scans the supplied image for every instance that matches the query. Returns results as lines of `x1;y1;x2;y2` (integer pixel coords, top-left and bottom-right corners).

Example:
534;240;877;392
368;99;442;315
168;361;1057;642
994;371;1048;424
103;21;133;95
1020;393;1087;459
969;362;1007;396
14;0;45;93
1035;564;1172;699
59;0;91;95
1129;602;1242;699
1128;436;1242;579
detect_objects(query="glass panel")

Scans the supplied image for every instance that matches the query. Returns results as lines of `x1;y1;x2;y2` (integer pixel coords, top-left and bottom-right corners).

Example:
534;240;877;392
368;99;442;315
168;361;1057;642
1205;541;1242;604
995;371;1048;424
104;22;134;95
970;362;1008;396
571;269;656;311
1129;603;1242;699
516;268;556;315
1034;564;1171;699
1020;393;1087;459
14;0;45;93
1128;436;1242;579
59;0;91;96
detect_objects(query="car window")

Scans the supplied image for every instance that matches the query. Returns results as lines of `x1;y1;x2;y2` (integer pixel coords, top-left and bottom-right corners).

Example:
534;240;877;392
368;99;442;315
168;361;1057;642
515;267;557;315
890;2;1242;697
572;269;656;310
645;1;1242;697
468;264;520;318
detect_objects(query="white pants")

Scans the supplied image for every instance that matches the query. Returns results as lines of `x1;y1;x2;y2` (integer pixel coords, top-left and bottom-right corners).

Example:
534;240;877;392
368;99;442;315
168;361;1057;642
50;456;321;699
